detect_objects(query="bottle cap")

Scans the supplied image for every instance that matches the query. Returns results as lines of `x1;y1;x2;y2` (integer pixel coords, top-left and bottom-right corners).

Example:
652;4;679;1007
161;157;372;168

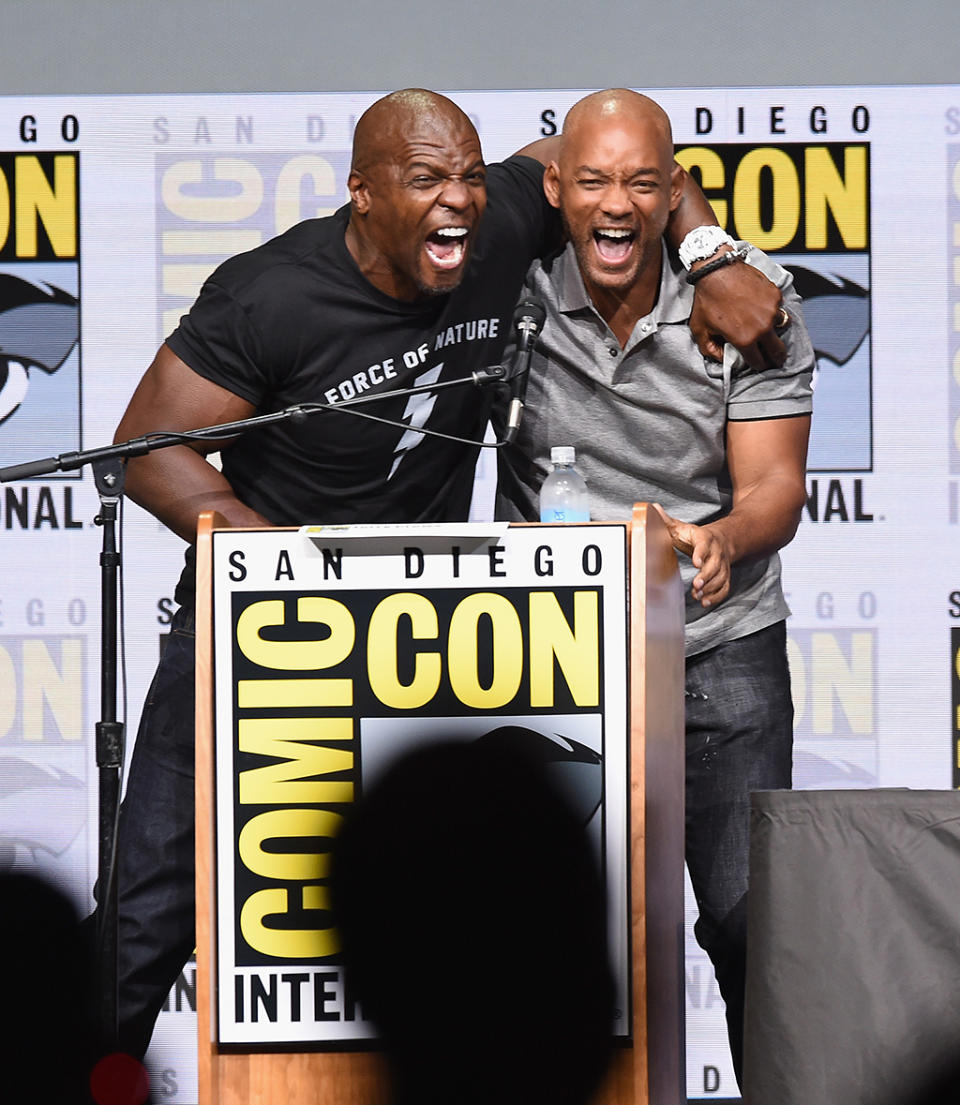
550;446;576;466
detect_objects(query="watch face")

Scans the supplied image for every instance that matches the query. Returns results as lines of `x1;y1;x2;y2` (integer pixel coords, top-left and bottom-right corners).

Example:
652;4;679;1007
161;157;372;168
693;228;722;250
681;225;732;266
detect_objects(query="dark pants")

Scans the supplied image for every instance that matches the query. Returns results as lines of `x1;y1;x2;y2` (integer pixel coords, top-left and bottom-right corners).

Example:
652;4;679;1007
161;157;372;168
115;603;197;1059
684;620;794;1089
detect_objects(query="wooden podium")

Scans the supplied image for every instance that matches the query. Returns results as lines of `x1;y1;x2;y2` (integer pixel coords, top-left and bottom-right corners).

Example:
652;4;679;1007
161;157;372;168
195;503;685;1105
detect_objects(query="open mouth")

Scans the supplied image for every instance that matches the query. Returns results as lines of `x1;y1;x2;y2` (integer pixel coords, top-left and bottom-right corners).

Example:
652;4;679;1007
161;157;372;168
425;226;469;271
593;227;635;265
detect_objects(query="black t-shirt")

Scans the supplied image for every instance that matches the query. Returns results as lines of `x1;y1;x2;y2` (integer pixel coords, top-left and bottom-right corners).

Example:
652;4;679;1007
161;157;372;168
167;155;553;536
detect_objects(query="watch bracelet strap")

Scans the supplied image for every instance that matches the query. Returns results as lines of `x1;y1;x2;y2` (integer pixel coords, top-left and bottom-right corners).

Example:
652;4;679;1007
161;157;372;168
685;245;751;286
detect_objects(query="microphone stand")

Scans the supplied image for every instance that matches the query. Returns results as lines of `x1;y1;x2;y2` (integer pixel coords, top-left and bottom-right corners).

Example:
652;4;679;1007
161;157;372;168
0;363;509;1051
92;456;125;1051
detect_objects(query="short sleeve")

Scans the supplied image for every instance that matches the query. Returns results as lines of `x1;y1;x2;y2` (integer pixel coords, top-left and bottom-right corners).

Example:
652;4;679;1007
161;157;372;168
166;279;268;406
485;156;561;263
727;247;815;421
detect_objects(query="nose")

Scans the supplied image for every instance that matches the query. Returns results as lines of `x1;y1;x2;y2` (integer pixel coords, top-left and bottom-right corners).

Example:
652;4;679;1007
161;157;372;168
600;183;631;218
438;177;473;211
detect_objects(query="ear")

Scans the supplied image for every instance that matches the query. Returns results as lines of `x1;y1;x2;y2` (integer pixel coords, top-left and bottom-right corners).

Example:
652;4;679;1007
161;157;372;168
348;169;370;215
669;162;686;212
543;161;562;210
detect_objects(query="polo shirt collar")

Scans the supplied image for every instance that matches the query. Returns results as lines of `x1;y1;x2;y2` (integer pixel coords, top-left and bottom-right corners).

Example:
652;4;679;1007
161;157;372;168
551;239;694;327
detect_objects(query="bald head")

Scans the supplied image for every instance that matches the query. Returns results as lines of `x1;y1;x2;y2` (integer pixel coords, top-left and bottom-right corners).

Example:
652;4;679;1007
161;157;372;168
352;89;478;174
561;89;674;169
543;88;685;316
345;88;487;301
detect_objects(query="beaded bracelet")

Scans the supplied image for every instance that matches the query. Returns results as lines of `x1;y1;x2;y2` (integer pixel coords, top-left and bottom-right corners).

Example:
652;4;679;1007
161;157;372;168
685;244;751;286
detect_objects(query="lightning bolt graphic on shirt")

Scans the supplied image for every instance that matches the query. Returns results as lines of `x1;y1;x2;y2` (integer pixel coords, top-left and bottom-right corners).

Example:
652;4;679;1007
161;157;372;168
388;363;443;479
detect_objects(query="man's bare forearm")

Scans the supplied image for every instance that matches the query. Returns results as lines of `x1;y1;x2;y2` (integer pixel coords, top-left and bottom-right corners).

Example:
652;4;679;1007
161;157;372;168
122;447;270;543
707;472;807;565
665;172;720;248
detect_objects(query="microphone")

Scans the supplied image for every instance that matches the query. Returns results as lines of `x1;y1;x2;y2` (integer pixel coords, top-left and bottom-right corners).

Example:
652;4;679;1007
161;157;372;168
503;296;546;445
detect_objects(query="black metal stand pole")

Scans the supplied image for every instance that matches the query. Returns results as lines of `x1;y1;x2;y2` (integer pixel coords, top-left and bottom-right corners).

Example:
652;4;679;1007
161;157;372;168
92;456;126;1052
0;364;509;1054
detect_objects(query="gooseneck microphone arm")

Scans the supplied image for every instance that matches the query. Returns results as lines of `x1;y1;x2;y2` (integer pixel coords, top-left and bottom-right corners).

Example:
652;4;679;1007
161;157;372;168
0;361;513;1052
503;296;546;445
0;364;513;484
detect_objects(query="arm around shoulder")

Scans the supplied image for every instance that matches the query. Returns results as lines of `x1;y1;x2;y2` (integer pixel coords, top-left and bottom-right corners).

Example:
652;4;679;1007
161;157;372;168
664;176;788;370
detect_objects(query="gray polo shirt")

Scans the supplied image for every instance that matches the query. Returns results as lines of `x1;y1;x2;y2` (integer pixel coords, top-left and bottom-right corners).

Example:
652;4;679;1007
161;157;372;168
495;242;815;657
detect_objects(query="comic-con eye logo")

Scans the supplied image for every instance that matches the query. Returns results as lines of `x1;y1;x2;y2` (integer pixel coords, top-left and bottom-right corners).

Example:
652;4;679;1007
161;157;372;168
0;151;81;465
0;274;79;425
786;266;870;385
0;756;85;869
676;142;872;472
948;145;960;477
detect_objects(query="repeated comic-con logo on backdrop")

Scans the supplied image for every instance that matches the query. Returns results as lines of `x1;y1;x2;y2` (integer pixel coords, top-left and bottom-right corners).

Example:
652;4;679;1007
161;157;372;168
953;629;960;788
949;145;960;489
950;589;960;786
0;151;82;530
155;149;350;341
675;142;872;490
0;631;87;885
951;576;960;784
788;624;877;788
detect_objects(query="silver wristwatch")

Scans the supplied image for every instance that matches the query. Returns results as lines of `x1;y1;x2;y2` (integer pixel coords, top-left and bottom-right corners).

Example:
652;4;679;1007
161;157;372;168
678;225;736;270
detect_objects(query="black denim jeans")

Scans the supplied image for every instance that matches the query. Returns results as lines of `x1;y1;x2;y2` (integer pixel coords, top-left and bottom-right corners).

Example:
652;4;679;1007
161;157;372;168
684;620;794;1088
115;602;198;1059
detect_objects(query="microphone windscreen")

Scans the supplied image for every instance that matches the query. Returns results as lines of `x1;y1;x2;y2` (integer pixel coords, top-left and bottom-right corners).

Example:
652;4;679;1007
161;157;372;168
512;296;546;332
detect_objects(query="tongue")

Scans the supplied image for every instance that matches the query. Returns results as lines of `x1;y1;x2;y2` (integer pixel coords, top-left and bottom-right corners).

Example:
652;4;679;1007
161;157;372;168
596;235;632;263
428;236;459;262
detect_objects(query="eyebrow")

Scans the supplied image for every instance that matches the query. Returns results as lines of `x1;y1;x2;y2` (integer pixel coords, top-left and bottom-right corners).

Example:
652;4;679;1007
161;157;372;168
574;164;663;178
404;158;486;174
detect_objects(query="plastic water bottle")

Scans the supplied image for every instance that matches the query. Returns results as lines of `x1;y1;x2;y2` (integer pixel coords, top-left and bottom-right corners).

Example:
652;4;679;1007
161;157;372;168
539;446;590;522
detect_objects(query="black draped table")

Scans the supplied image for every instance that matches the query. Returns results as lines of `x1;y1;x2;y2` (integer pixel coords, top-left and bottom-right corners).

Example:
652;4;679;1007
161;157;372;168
744;789;960;1105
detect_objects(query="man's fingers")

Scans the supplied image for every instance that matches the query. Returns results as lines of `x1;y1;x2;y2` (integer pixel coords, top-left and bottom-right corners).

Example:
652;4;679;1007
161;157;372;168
652;503;697;556
756;328;787;370
694;573;729;607
651;501;671;525
691;543;731;606
689;301;725;364
675;534;696;557
735;340;767;372
692;328;724;364
702;336;725;364
672;525;697;558
692;553;720;591
703;580;730;606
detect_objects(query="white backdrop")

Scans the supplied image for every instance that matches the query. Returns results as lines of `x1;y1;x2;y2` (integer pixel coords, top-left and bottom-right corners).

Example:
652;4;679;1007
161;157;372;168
0;84;957;1102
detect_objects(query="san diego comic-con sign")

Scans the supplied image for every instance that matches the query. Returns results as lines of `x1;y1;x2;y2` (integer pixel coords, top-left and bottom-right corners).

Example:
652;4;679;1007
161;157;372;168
209;522;630;1045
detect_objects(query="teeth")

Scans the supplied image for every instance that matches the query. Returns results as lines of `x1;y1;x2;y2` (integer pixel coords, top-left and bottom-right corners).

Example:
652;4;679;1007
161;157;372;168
596;229;633;239
436;227;468;238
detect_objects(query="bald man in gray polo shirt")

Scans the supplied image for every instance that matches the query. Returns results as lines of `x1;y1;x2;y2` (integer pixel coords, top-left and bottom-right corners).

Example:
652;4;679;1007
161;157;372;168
495;89;814;1088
